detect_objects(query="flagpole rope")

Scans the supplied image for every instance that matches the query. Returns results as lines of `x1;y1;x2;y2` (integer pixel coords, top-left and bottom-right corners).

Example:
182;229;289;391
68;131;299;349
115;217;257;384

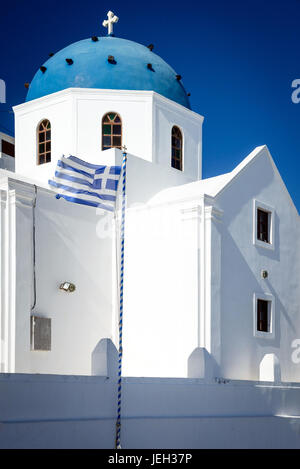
115;150;127;449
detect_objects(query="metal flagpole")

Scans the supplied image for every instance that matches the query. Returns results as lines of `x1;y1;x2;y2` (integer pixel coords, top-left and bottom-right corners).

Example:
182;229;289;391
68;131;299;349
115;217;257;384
115;147;127;449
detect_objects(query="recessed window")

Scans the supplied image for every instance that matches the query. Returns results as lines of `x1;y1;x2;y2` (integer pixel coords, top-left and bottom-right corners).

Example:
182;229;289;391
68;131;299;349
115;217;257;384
253;293;274;339
37;119;51;165
171;126;183;171
257;299;270;332
1;140;15;157
257;208;270;243
102;112;122;150
253;200;275;250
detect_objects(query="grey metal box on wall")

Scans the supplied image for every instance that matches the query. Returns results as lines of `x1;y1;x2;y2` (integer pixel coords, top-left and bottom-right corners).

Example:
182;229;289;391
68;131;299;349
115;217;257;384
31;316;51;351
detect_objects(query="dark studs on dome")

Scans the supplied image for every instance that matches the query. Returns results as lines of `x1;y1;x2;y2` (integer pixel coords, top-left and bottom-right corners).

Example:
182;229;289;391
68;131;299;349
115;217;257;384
49;52;54;57
24;82;30;89
147;44;154;51
91;36;99;42
108;55;116;64
66;58;74;65
40;66;47;74
147;63;154;71
176;74;182;81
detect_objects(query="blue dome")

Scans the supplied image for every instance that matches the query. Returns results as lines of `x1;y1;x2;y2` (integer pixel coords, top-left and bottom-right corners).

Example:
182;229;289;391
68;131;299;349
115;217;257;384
26;36;191;109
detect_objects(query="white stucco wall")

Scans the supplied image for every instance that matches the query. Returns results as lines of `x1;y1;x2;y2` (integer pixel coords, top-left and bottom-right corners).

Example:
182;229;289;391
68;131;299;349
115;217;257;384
0;173;116;375
14;94;73;182
123;147;300;382
6;85;300;384
0;146;200;375
215;148;300;381
0;154;15;172
13;88;203;186
122;199;199;377
121;194;223;378
153;93;202;179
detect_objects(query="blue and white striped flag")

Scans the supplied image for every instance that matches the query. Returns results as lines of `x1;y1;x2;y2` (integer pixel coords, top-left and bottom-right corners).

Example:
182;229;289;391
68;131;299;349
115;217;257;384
48;155;122;212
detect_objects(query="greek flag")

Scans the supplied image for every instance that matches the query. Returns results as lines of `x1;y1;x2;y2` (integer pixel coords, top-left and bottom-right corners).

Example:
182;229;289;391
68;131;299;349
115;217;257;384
48;155;122;212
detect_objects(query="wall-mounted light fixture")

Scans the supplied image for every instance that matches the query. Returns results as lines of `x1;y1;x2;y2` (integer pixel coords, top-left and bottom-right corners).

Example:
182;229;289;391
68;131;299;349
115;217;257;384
59;282;76;293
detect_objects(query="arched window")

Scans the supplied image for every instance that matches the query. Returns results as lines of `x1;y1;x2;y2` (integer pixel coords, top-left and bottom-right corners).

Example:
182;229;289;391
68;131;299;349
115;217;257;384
37;119;51;165
171;126;183;170
102;112;122;150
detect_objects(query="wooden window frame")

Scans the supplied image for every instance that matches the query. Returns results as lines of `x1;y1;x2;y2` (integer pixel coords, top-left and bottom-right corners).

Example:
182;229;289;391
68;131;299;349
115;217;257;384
102;112;122;151
171;125;183;171
37;119;51;165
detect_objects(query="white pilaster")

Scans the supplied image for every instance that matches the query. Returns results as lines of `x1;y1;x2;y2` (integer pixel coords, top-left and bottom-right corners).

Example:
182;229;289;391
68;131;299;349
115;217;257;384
0;178;36;372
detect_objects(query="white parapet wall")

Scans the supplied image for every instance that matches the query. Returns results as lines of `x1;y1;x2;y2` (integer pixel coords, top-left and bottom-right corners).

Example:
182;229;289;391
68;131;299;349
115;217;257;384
1;371;300;448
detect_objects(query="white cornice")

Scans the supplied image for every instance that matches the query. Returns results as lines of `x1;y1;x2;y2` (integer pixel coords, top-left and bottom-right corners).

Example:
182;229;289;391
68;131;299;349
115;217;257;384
180;196;223;223
0;173;54;206
13;87;204;122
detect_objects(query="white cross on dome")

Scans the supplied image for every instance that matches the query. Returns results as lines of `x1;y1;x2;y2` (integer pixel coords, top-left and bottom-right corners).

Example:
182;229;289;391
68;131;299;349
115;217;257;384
102;11;119;35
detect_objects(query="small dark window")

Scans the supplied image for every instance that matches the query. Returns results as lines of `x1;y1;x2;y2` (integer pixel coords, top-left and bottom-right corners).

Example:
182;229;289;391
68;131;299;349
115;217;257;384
37;119;51;165
171;126;183;170
257;208;269;243
1;140;15;157
102;113;122;150
257;299;270;332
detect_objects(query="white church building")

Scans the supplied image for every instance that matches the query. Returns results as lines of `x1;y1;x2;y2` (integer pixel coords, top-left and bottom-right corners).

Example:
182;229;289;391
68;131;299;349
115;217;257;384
0;12;300;448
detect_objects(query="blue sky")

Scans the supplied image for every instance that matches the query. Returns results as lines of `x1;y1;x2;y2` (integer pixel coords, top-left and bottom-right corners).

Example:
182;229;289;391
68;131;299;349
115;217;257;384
1;0;300;210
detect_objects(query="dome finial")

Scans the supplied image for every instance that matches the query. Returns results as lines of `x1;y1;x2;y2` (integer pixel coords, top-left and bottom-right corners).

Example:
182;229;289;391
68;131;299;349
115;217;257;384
102;11;119;36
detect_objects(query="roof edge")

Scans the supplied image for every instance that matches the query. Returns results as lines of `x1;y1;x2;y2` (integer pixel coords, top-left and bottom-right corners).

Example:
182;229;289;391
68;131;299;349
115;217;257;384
214;145;299;216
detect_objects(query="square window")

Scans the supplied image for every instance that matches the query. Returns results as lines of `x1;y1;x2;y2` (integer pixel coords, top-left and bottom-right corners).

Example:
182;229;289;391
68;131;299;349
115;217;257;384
1;140;15;157
253;200;275;250
257;299;269;332
253;293;275;339
257;209;270;243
